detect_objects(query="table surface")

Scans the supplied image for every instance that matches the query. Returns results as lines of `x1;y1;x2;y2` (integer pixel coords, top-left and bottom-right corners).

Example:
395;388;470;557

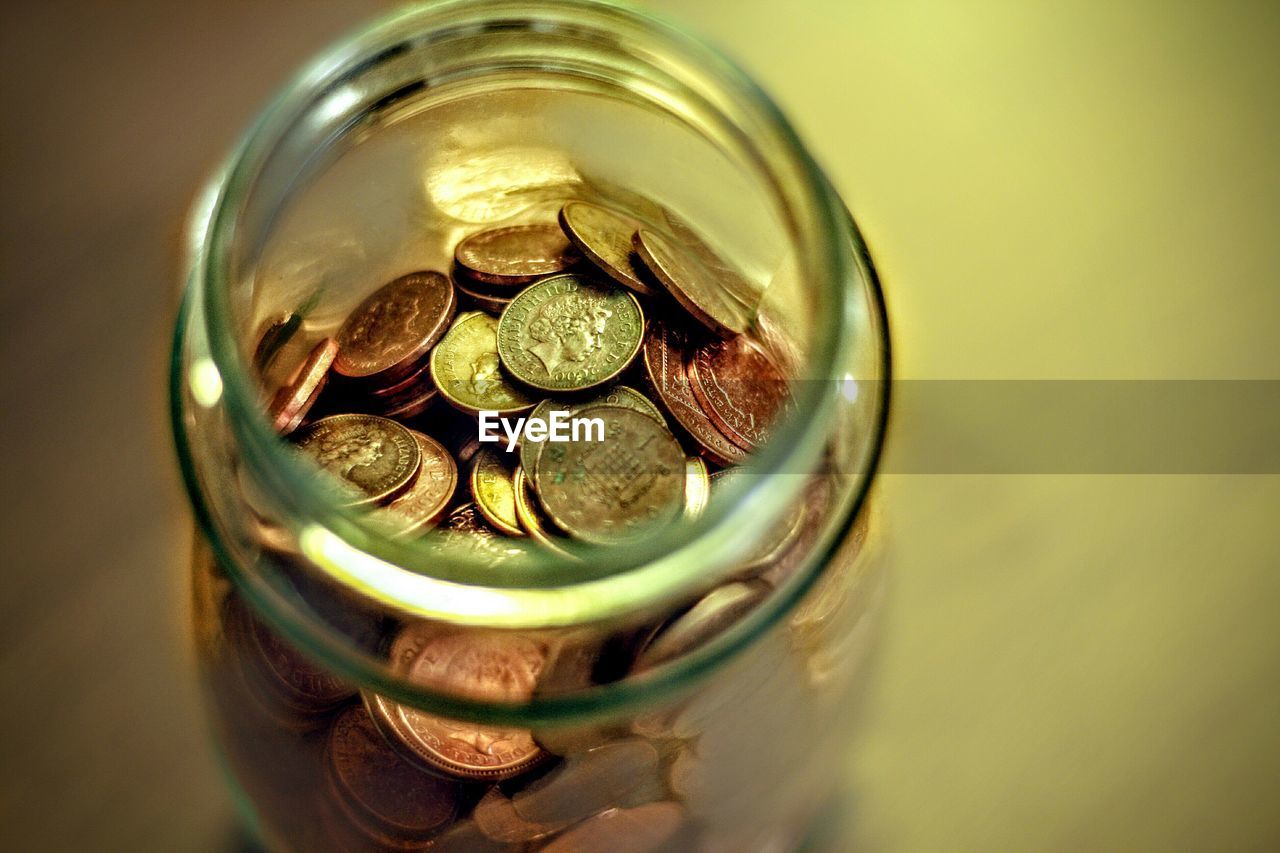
2;1;1277;850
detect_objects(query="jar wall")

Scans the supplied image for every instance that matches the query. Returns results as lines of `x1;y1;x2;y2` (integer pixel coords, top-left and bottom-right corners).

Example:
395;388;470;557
190;499;884;852
174;2;890;851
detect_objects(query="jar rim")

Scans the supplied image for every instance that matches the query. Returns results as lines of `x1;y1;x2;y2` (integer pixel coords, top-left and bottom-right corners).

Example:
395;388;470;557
173;0;891;722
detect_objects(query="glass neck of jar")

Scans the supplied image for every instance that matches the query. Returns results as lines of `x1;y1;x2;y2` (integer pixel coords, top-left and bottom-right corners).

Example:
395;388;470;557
184;0;860;633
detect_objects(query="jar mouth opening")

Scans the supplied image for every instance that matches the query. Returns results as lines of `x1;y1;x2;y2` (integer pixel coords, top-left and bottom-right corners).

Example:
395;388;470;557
175;0;890;719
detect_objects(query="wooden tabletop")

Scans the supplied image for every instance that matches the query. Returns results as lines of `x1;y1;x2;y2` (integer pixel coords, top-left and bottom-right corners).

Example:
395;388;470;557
2;1;1277;850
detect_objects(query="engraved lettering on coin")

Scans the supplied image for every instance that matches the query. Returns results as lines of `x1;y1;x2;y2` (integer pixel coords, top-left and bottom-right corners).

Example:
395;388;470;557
641;320;747;465
688;335;789;450
333;271;456;379
241;601;354;713
295;414;420;505
533;405;685;545
454;224;579;286
558;201;656;296
430;312;535;415
372;431;457;535
497;274;643;393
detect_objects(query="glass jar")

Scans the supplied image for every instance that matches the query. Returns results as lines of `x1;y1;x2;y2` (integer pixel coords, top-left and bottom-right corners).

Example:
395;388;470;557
172;1;890;851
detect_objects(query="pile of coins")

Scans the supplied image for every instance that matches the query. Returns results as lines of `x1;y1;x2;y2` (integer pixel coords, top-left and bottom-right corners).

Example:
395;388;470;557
236;199;848;851
262;200;792;551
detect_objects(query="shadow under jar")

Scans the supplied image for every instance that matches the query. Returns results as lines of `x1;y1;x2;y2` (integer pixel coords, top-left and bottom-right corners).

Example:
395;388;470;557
172;2;891;851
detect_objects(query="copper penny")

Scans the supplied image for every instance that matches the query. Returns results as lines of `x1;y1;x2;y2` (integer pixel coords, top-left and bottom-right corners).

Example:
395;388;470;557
372;431;457;536
325;706;460;839
633;227;753;337
662;210;763;314
641;320;746;466
379;383;438;420
454;224;578;286
239;598;355;714
295;414;421;506
368;356;432;399
687;334;789;451
333;271;456;380
453;275;516;315
268;337;337;435
368;628;549;780
558;201;656;296
316;788;428;853
532;405;686;545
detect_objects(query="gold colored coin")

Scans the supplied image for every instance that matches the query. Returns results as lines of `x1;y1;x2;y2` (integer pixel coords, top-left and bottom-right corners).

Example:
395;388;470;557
558;201;656;296
433;503;526;567
512;466;577;559
532;405;686;545
454;223;578;286
519;386;665;480
683;456;710;520
430;311;535;416
633;228;753;337
295;414;421;506
371;431;457;536
497;274;644;393
585;384;666;428
470;449;523;537
519;398;560;476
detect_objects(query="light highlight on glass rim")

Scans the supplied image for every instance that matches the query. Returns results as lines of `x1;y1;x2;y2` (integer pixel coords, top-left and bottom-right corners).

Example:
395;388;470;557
189;358;224;407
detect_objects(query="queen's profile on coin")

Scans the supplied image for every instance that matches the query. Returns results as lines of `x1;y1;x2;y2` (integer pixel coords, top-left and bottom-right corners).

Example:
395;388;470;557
497;274;645;393
526;291;612;375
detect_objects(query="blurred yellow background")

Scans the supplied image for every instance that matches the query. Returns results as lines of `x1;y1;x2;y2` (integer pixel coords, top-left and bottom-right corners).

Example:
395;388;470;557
1;0;1277;849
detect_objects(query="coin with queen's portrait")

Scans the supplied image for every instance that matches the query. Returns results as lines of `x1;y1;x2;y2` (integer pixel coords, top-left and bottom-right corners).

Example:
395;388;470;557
497;274;644;393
